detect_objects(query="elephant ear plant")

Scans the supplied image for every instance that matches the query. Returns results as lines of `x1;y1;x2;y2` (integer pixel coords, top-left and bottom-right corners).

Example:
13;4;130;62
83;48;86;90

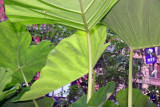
0;20;55;106
102;0;160;106
0;21;54;84
4;0;118;106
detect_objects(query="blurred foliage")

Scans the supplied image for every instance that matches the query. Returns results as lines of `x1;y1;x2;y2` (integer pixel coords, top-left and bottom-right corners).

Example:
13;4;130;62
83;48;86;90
67;85;84;105
27;24;77;45
96;32;143;87
95;30;144;100
53;84;84;107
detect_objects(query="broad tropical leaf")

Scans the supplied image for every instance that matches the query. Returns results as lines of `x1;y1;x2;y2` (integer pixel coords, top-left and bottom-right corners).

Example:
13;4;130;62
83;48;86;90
14;25;110;101
102;0;160;49
88;81;115;107
0;68;19;101
4;0;118;31
1;97;54;107
0;20;54;84
104;88;156;107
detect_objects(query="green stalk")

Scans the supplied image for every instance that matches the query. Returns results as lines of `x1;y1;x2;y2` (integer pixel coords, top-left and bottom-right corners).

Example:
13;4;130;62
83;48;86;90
33;99;39;107
128;49;133;107
20;69;39;107
79;0;93;103
20;69;29;87
86;31;93;103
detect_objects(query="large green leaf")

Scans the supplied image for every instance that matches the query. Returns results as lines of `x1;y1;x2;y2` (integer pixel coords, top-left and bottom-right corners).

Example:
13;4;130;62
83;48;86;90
0;68;19;101
88;81;115;107
4;0;118;31
14;25;110;101
0;20;54;84
104;88;156;107
1;97;54;107
102;0;160;49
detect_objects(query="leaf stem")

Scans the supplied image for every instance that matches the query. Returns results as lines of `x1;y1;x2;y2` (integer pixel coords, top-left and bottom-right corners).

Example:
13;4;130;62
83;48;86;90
128;49;133;107
33;99;39;107
79;0;93;103
20;69;29;87
20;69;39;107
86;31;93;103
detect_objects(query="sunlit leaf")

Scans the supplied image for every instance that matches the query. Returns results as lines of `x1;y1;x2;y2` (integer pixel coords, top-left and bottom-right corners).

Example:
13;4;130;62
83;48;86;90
4;0;118;31
0;20;54;84
14;25;110;101
102;0;160;49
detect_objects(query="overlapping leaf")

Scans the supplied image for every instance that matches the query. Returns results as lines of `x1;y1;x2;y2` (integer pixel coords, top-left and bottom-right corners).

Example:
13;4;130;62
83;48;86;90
70;95;87;107
102;0;160;49
0;20;54;84
88;81;115;107
0;83;20;102
4;0;118;31
70;81;115;107
14;25;110;101
0;68;17;101
104;88;156;107
0;68;12;95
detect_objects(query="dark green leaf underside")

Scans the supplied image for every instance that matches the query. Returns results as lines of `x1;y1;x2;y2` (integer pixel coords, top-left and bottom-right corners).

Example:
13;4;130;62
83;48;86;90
102;0;160;49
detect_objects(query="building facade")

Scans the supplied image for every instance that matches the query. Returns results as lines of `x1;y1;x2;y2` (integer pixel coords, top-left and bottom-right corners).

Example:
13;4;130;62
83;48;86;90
135;47;160;89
